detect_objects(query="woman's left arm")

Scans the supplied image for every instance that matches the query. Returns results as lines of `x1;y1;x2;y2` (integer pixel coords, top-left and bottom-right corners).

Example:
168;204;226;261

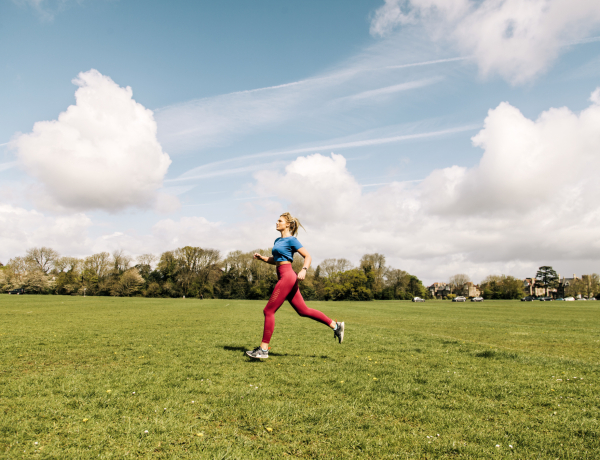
296;247;311;281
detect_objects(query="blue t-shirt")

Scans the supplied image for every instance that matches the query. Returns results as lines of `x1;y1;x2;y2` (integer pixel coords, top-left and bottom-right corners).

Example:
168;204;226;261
272;237;303;262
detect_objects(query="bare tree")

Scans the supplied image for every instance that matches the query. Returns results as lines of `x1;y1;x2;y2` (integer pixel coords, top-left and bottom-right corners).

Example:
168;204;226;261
581;274;600;298
112;250;132;274
54;257;81;274
25;247;59;274
249;248;274;281
83;252;111;279
336;258;353;273
319;258;353;280
449;274;471;294
137;253;157;269
319;259;338;279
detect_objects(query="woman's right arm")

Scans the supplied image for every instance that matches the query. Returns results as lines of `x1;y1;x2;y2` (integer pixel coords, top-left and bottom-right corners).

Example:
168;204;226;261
254;253;276;265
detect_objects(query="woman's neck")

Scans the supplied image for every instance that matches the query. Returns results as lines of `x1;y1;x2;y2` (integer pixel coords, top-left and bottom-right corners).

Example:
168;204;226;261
279;229;292;238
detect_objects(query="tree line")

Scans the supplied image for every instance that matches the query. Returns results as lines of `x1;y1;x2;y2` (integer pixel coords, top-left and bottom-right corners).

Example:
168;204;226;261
0;247;429;301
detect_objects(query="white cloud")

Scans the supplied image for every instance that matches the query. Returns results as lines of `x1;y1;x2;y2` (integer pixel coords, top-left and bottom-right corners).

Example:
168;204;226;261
251;88;600;282
11;69;173;212
8;89;600;283
371;0;600;84
0;204;91;262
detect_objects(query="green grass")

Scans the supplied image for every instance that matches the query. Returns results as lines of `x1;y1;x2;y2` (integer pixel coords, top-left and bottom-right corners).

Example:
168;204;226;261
0;296;599;459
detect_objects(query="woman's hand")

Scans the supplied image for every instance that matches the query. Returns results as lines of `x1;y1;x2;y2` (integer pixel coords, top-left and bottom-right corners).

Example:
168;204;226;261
297;269;306;281
253;253;264;261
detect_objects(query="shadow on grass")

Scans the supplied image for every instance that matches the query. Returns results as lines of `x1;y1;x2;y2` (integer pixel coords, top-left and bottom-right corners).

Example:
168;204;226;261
220;346;331;360
475;350;519;360
221;345;290;358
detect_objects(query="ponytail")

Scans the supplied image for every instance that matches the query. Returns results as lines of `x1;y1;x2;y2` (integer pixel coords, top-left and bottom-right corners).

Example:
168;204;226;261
280;212;305;237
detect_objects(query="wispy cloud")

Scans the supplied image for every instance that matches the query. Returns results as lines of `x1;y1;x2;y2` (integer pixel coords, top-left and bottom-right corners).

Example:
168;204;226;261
0;161;17;173
346;77;442;101
168;125;479;183
169;161;288;182
154;37;470;154
565;35;600;46
384;56;471;69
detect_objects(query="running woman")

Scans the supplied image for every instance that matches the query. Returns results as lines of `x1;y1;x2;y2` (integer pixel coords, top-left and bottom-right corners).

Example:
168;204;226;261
246;212;345;359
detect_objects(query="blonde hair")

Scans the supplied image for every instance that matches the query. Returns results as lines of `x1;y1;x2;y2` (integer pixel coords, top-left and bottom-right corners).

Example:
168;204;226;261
280;212;305;237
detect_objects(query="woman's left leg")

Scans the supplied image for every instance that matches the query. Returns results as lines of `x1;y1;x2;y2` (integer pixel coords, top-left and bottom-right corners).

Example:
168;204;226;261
287;281;334;327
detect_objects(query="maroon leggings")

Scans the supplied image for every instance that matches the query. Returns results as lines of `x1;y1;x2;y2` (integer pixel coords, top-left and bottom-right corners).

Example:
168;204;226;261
262;264;333;343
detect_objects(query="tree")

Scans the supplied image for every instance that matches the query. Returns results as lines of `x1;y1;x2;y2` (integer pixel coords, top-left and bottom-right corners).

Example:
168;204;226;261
360;253;386;295
449;274;470;294
319;258;353;281
137;254;157;268
112;250;132;275
480;275;525;299
82;252;111;295
577;274;599;298
53;257;82;295
325;269;373;301
406;275;428;298
83;252;111;279
535;266;559;296
383;268;410;299
112;268;144;296
25;247;59;274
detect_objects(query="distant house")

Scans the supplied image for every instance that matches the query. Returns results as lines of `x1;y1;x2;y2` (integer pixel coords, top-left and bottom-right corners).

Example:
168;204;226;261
523;275;571;298
523;278;547;297
428;282;451;299
557;274;578;298
460;282;481;298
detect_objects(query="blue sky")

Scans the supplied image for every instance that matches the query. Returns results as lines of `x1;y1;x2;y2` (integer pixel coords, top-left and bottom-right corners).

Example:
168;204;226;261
2;0;600;283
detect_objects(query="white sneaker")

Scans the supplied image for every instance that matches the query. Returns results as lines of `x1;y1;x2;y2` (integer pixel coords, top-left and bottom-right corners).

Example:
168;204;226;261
333;322;345;344
246;346;269;359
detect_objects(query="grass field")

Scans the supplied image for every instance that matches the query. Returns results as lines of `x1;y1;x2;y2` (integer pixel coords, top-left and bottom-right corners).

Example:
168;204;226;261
0;296;599;459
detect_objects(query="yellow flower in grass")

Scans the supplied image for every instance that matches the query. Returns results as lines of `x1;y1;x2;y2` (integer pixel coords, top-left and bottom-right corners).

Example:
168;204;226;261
196;433;204;437
106;390;112;393
266;427;273;432
373;378;378;380
82;418;88;422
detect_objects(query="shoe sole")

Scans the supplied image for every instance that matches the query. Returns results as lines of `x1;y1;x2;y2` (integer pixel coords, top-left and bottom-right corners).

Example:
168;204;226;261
245;351;268;359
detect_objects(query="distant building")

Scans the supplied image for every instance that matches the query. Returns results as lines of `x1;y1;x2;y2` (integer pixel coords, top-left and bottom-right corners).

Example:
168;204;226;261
557;274;578;298
523;278;547;297
460;282;481;298
428;282;451;299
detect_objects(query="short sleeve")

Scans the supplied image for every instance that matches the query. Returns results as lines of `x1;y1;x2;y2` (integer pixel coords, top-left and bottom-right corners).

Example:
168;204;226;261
290;237;303;251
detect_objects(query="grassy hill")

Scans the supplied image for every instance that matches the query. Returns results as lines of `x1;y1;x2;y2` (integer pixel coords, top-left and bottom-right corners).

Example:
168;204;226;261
1;296;598;458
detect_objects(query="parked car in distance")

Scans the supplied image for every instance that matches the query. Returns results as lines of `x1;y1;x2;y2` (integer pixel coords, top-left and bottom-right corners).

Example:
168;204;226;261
554;298;564;301
576;297;587;301
471;297;484;302
8;288;24;295
538;297;553;301
564;296;575;301
412;297;425;302
521;296;536;301
452;296;467;302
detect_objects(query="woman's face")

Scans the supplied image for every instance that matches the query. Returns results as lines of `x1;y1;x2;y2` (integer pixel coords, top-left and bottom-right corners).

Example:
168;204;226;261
276;216;289;231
